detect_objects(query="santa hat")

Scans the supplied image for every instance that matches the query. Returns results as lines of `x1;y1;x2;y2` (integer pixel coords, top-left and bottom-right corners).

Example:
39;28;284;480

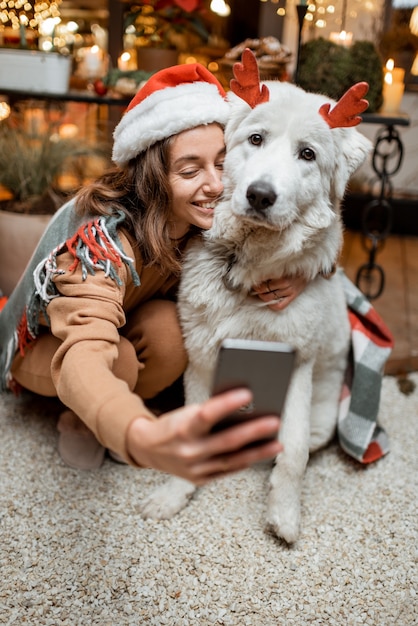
112;63;230;166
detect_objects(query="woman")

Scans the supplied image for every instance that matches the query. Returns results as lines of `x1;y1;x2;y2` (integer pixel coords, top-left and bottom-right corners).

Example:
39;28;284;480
3;64;305;477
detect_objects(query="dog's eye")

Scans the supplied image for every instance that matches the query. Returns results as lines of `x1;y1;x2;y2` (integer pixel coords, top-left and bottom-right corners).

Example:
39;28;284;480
299;147;316;161
249;134;263;146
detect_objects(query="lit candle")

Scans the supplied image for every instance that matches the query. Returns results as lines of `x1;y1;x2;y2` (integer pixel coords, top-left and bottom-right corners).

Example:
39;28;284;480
118;51;132;72
386;58;394;73
329;30;353;47
392;67;405;84
84;45;103;77
382;70;405;114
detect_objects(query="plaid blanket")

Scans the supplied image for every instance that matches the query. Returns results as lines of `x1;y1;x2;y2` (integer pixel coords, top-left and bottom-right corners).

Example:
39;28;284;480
338;271;394;463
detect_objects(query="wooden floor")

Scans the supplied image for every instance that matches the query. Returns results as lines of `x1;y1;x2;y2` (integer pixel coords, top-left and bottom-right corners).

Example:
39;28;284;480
341;228;418;376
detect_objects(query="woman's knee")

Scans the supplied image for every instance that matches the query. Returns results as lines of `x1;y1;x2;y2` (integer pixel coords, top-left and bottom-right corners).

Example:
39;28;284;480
122;300;187;398
10;333;142;397
10;333;61;396
113;336;141;391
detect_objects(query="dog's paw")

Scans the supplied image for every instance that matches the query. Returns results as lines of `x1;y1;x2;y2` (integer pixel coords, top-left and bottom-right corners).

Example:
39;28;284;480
140;477;196;520
265;494;301;544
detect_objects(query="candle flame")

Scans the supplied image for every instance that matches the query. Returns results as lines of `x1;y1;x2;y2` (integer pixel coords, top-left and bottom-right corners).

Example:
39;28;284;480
386;58;394;72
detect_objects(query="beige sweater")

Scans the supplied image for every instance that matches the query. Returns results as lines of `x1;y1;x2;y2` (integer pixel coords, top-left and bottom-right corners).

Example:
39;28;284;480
47;231;181;463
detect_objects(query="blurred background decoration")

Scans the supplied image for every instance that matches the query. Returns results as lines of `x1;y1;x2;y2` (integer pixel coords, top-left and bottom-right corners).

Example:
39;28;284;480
0;0;62;49
125;0;211;52
297;39;384;113
0;0;417;290
1;2;417;87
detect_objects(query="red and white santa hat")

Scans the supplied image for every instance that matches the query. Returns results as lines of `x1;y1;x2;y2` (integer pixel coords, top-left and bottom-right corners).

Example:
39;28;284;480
112;63;230;166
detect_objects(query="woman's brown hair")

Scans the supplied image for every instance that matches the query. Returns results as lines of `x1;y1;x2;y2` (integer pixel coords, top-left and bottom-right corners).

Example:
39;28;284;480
75;138;197;276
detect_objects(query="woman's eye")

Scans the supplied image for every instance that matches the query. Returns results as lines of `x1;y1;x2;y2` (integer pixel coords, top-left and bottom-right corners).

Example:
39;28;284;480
180;169;198;177
249;134;263;146
299;147;316;161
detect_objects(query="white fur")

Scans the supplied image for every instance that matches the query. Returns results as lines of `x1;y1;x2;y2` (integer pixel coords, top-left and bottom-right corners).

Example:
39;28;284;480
112;82;230;165
140;81;372;543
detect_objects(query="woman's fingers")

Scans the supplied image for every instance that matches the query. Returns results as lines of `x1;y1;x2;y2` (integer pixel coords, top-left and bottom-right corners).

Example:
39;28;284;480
252;275;309;310
202;413;281;455
185;387;253;436
190;436;283;485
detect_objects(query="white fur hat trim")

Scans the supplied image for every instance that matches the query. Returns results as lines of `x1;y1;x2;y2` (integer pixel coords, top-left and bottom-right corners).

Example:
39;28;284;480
112;69;229;166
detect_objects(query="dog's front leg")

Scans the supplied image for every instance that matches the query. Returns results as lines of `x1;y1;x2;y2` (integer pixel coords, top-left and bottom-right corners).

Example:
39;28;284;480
140;476;196;520
265;360;313;544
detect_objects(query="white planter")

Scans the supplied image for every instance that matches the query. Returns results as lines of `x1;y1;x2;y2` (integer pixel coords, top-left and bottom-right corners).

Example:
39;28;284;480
0;49;71;95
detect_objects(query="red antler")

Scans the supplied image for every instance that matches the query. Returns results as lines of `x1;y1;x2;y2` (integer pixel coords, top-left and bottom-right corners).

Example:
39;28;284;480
319;82;369;128
230;48;270;108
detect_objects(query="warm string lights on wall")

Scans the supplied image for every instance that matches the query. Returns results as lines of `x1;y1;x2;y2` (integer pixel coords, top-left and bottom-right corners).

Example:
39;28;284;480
0;0;62;32
259;0;286;18
259;0;382;36
328;0;353;46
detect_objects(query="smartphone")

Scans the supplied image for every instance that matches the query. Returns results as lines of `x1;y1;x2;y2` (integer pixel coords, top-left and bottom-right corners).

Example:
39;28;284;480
210;338;296;439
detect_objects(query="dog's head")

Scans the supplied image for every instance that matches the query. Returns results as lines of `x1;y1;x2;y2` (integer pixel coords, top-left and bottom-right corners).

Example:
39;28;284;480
219;50;372;234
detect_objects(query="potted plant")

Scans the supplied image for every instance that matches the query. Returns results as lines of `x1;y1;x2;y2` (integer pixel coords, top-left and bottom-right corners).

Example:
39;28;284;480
124;0;211;71
0;115;110;295
297;39;384;113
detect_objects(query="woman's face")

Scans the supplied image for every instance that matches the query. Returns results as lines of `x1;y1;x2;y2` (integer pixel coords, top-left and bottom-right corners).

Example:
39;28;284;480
167;124;225;239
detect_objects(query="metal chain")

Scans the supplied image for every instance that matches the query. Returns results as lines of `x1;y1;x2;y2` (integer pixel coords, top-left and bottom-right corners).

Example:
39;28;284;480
355;124;404;300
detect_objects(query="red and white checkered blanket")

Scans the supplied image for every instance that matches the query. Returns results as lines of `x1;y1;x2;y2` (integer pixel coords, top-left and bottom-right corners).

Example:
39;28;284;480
338;271;394;463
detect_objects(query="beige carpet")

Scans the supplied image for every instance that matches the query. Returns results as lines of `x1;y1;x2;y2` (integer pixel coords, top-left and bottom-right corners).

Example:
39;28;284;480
1;373;417;626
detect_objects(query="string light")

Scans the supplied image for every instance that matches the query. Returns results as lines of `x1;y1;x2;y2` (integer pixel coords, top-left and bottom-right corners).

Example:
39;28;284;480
210;0;231;17
293;0;381;33
0;0;61;33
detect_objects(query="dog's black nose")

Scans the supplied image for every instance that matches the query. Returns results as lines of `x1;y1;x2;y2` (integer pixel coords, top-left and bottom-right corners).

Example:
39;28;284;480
246;182;277;212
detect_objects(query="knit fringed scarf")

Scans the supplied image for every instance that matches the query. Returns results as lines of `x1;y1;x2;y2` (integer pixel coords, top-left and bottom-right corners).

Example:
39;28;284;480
0;200;139;391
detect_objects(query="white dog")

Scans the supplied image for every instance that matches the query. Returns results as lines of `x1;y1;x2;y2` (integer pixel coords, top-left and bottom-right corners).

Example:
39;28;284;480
140;51;372;543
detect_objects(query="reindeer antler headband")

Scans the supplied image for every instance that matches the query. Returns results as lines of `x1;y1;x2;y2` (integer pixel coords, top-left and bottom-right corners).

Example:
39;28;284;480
230;48;369;129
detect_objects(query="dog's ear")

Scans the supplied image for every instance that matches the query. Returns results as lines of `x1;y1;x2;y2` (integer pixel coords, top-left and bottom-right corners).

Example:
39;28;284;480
225;47;270;143
332;127;372;199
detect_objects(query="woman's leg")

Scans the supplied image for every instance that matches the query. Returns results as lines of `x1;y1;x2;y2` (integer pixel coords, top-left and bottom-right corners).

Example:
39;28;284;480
10;299;188;468
11;333;140;469
122;299;188;402
10;332;139;397
11;333;61;397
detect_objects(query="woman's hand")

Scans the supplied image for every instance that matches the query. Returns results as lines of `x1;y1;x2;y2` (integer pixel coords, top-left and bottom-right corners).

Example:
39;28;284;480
127;388;282;485
252;274;308;311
